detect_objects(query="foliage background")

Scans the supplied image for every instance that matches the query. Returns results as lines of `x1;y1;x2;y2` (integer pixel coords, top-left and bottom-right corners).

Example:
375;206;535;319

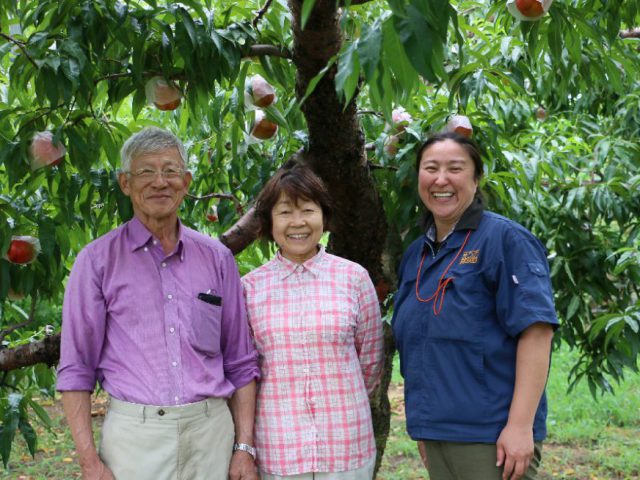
0;0;639;469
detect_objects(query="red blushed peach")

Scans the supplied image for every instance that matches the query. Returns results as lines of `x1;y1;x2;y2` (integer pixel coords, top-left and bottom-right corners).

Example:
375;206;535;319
507;0;552;21
5;236;40;265
250;110;278;140
246;74;276;109
145;76;182;111
384;134;401;156
391;108;412;134
206;205;218;222
446;115;473;138
30;131;66;170
516;0;544;17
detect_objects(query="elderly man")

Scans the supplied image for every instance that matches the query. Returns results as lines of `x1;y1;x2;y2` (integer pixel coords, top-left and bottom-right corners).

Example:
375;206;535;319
57;127;259;480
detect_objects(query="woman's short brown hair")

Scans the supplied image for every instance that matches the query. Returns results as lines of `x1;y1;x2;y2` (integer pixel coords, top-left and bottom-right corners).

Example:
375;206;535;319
254;163;333;241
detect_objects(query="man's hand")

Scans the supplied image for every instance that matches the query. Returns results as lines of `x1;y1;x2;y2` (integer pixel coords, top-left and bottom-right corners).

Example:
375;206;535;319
229;451;258;480
417;440;429;470
81;459;116;480
496;423;534;480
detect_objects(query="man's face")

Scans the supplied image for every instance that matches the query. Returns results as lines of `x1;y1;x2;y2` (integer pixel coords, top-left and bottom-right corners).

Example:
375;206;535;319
118;147;192;224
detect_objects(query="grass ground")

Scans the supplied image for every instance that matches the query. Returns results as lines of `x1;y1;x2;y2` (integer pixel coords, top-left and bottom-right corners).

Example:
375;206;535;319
2;346;639;479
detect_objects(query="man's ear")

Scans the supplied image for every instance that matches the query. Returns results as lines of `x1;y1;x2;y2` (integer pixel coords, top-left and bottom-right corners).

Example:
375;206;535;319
118;171;131;196
183;171;193;191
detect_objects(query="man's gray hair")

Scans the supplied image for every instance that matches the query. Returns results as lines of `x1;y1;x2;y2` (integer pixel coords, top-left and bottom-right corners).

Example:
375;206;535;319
120;127;187;172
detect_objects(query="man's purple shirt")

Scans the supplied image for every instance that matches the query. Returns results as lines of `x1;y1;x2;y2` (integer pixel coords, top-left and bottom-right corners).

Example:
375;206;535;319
57;217;259;405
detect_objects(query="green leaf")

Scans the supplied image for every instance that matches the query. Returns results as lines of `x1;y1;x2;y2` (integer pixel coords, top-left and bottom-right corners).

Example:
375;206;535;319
300;0;317;31
357;22;382;82
37;218;57;258
0;394;21;468
566;295;581;320
176;7;198;47
335;42;360;106
18;420;37;458
0;261;9;300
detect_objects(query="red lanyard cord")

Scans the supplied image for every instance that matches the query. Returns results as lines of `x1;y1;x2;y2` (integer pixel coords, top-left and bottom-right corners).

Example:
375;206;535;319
415;230;472;315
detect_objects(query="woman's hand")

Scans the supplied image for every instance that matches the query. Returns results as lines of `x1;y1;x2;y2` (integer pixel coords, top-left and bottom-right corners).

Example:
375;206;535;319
496;423;533;480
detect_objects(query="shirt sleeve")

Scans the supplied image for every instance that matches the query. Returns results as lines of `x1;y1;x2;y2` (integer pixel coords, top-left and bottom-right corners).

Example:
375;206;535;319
56;247;105;392
219;250;260;389
495;227;559;338
354;268;384;395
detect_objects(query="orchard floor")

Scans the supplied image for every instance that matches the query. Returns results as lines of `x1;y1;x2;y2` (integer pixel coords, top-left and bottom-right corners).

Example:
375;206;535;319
378;383;640;480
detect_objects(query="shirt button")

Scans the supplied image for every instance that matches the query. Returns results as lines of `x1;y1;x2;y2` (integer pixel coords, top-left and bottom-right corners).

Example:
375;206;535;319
172;361;177;367
162;262;167;268
167;294;173;300
157;409;165;416
174;396;179;403
169;327;175;333
153;240;158;245
143;247;148;252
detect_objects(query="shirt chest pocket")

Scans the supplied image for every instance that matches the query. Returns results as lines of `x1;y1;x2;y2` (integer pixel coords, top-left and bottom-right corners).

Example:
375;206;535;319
424;269;493;342
318;303;355;343
189;299;222;356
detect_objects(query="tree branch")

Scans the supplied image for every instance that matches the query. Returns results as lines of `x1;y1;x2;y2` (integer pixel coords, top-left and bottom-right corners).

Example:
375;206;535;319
219;206;262;255
368;161;398;171
253;0;275;28
620;28;640;39
0;31;38;67
247;44;292;59
0;333;60;371
186;192;244;215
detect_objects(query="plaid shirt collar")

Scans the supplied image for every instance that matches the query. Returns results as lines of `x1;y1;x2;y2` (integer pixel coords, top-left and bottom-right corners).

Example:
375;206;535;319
274;245;326;279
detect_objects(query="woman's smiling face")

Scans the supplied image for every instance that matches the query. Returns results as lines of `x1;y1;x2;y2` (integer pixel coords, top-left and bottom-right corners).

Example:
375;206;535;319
418;139;478;235
271;193;324;264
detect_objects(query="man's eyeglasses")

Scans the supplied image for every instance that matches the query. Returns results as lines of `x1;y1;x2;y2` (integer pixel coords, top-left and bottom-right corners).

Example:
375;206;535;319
125;167;186;181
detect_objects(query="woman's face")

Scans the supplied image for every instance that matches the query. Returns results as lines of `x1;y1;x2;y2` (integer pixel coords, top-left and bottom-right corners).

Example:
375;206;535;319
418;139;478;231
271;193;324;264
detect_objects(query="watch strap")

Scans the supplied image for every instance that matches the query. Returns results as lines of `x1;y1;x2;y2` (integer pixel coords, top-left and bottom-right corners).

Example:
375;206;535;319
233;442;256;459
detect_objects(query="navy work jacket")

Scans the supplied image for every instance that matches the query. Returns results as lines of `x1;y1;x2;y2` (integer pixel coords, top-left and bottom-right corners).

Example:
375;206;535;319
392;198;558;443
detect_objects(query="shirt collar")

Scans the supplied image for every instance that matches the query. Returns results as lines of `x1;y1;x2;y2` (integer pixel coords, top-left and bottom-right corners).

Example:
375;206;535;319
424;197;484;244
274;245;326;279
127;216;185;261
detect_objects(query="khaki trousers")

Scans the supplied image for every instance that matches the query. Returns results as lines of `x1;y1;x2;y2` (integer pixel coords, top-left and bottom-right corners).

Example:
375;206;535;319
99;396;234;480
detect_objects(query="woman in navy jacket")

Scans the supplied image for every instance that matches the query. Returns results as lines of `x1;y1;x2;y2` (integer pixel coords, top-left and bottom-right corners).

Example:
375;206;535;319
392;132;558;480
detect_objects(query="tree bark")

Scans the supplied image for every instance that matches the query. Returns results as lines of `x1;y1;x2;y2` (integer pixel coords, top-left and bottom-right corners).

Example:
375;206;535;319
287;0;392;470
0;333;60;371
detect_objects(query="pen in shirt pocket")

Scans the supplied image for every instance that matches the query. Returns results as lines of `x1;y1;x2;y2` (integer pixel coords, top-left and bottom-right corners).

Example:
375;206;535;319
198;290;222;306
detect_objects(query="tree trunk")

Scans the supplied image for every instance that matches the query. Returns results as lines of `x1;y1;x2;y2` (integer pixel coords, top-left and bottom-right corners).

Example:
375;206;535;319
287;0;392;470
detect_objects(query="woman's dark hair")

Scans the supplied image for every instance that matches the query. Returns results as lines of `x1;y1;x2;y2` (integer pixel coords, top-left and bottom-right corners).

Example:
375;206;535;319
254;163;333;241
415;131;484;181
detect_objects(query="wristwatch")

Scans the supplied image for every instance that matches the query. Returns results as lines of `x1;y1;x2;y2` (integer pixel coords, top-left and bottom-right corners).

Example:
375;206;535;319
233;442;256;459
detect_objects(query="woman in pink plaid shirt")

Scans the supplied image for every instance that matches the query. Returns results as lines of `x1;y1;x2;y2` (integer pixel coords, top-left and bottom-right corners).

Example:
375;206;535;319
241;164;384;479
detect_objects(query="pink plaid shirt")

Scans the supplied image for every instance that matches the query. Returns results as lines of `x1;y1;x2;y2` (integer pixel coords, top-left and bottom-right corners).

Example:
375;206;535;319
242;247;384;475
